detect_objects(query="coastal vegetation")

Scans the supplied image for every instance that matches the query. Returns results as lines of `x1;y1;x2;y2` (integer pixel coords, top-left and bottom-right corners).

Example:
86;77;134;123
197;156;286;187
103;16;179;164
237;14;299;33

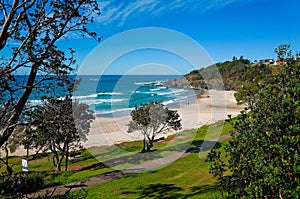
0;120;234;198
1;2;299;196
0;0;100;148
0;0;100;197
23;97;95;172
182;57;269;91
177;44;298;93
1;46;299;198
207;51;300;198
127;101;182;152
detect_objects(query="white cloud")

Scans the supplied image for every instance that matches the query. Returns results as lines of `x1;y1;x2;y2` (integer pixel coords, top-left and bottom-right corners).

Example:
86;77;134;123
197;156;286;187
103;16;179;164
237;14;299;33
97;0;246;26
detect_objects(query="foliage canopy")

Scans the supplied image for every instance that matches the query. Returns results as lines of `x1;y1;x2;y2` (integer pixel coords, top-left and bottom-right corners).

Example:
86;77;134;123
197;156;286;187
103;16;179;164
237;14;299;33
127;101;182;152
208;59;300;198
26;97;95;172
0;0;100;148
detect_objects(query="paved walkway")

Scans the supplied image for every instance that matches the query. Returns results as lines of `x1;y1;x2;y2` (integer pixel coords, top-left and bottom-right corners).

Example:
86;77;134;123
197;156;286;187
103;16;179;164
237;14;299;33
25;133;231;198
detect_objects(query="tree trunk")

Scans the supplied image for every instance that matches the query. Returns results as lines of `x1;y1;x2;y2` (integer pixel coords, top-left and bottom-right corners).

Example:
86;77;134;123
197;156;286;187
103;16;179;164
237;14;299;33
4;143;13;174
142;135;146;153
145;134;153;152
0;0;20;50
64;143;69;172
53;150;59;166
0;64;39;148
26;146;29;160
148;136;155;151
52;154;56;166
50;143;59;166
56;154;64;172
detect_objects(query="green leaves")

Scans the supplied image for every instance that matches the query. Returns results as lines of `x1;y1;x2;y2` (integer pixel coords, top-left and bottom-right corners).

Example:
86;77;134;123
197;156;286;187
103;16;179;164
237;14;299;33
0;0;100;148
127;101;182;152
209;60;300;198
24;97;95;171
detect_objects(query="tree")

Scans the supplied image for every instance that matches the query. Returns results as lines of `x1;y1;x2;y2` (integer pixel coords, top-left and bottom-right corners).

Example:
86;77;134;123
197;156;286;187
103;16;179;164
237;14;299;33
208;60;300;198
0;0;100;148
25;97;95;171
127;102;182;152
274;43;292;61
234;82;259;107
0;128;25;174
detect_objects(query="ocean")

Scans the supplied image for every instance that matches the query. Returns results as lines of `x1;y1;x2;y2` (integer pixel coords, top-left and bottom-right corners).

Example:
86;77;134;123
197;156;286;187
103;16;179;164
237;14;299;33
10;75;195;117
73;75;195;117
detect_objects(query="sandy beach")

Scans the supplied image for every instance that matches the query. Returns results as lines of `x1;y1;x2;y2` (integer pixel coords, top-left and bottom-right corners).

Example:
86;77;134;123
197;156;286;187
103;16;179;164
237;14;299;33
7;90;244;156
83;90;244;148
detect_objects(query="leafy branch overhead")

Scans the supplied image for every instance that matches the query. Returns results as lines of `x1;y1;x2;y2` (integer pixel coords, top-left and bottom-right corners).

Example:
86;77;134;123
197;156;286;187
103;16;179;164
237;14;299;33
0;0;100;148
127;101;182;152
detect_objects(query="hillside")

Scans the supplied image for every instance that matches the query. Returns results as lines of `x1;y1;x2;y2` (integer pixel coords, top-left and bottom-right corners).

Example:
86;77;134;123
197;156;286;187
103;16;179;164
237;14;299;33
166;59;275;91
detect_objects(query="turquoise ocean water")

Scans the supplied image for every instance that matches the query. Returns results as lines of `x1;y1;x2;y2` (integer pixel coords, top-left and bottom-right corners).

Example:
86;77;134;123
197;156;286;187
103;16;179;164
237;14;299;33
13;75;195;117
74;75;195;117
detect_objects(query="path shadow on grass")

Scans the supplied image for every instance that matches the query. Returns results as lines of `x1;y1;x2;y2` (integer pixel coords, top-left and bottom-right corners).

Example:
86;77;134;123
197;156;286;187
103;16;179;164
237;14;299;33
122;183;218;198
77;139;221;173
159;139;221;154
185;140;222;153
122;183;183;198
187;184;219;197
95;140;220;170
80;162;109;171
100;151;163;168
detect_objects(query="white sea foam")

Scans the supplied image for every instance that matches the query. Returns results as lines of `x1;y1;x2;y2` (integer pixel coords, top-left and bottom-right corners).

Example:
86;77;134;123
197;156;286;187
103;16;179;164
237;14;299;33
96;107;135;115
73;92;123;100
150;88;161;91
97;92;123;96
134;81;164;86
162;99;176;106
157;89;185;96
28;99;43;105
158;86;167;89
73;94;98;99
81;98;126;105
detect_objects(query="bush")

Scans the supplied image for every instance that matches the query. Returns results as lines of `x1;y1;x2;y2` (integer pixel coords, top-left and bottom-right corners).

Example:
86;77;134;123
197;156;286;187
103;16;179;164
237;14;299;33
0;171;44;197
208;61;300;198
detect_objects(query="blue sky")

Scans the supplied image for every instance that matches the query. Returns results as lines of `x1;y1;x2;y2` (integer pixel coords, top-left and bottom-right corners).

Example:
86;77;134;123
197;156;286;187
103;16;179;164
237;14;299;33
17;0;300;74
64;0;300;74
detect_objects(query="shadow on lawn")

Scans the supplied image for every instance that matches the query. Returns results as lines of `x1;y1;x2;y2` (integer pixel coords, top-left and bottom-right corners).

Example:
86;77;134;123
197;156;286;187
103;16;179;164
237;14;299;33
101;151;164;168
80;162;108;171
122;183;218;198
91;140;220;169
98;140;208;168
74;139;221;173
159;139;221;154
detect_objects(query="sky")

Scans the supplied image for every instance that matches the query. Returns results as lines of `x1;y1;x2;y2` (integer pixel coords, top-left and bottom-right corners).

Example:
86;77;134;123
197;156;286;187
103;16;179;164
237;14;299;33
64;0;300;75
9;0;300;75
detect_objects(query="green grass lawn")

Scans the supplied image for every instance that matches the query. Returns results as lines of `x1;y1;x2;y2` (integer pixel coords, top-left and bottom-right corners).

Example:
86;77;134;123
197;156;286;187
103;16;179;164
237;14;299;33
71;120;234;198
1;119;234;197
81;152;222;199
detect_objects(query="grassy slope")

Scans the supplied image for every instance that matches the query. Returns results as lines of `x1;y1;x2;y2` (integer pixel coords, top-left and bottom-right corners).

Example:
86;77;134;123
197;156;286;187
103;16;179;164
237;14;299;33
1;120;234;197
73;121;234;199
183;60;274;90
85;153;220;199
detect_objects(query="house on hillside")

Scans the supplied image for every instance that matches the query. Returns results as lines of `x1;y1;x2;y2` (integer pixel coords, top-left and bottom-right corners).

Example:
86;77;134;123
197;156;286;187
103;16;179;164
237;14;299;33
274;59;287;65
259;59;275;65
